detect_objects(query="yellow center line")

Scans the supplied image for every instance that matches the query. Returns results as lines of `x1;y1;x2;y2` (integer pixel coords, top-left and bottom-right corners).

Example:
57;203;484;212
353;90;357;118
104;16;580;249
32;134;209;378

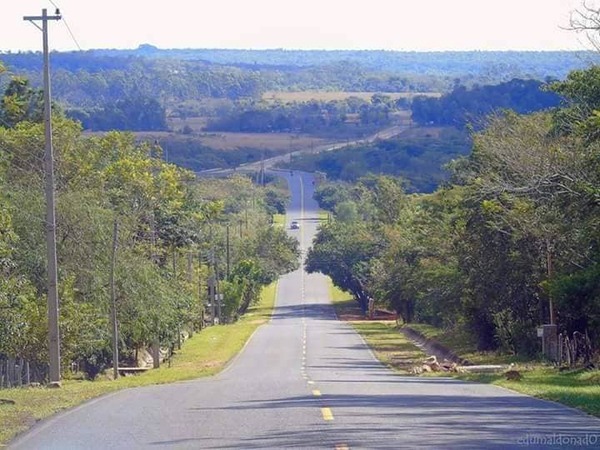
312;389;321;396
321;407;334;421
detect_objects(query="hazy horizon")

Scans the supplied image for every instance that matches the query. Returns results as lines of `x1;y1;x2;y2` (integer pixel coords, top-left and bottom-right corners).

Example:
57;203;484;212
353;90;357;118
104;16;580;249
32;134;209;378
0;0;592;53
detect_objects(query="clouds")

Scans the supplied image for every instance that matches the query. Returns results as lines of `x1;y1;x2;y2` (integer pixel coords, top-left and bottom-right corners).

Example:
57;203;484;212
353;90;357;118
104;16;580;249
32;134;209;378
0;0;589;51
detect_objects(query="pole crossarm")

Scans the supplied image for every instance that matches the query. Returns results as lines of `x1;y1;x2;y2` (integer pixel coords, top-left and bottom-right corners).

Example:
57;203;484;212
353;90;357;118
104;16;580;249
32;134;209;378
23;14;62;21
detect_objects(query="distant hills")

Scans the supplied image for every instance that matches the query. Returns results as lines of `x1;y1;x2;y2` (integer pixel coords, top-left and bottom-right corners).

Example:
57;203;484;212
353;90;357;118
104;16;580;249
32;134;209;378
1;46;598;82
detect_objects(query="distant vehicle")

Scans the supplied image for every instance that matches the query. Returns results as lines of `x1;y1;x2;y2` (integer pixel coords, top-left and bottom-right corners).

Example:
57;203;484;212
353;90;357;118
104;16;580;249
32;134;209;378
290;221;300;229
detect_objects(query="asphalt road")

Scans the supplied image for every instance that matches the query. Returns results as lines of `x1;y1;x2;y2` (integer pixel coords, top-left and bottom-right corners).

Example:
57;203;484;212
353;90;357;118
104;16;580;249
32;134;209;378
199;124;407;177
10;171;600;449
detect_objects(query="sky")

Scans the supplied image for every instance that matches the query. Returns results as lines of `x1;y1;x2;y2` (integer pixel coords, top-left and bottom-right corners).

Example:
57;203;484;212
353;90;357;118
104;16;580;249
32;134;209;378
0;0;593;52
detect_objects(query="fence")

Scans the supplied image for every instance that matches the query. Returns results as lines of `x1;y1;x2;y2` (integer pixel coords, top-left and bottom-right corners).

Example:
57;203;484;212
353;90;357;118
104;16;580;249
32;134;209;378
0;358;46;388
557;331;594;368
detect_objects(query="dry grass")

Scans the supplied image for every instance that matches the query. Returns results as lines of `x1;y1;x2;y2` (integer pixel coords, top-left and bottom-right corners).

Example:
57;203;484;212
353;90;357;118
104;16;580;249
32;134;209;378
187;132;330;152
123;131;331;153
262;91;441;103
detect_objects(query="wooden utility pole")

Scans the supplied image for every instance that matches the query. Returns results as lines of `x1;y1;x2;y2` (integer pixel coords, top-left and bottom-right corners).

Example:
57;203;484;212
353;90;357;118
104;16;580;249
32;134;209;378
546;239;555;325
226;224;230;278
24;8;62;387
109;220;119;380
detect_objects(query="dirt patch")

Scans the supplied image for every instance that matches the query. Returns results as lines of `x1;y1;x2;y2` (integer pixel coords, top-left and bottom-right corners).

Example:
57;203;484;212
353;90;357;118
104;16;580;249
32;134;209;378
401;326;470;365
337;306;397;322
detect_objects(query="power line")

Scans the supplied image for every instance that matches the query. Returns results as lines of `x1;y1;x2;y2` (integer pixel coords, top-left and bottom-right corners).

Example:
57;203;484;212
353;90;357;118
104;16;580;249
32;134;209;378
61;18;82;51
47;0;82;51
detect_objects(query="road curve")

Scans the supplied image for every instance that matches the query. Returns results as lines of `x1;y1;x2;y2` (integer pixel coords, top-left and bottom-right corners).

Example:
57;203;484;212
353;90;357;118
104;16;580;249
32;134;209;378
10;171;600;449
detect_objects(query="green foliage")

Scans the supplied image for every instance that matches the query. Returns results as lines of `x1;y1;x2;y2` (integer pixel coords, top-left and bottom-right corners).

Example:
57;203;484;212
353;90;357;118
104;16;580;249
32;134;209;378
67;95;167;131
0;77;43;128
550;66;600;143
206;97;394;137
306;219;379;313
291;127;471;192
2;50;596;111
411;78;561;128
310;100;600;355
0;90;294;379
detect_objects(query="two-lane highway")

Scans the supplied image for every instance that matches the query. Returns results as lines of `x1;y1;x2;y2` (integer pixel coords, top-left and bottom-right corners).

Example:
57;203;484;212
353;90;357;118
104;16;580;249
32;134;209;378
10;171;600;449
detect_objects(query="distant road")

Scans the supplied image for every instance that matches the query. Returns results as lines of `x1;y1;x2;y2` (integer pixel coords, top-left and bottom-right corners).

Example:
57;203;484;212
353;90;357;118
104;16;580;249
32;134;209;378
10;171;600;449
198;124;408;177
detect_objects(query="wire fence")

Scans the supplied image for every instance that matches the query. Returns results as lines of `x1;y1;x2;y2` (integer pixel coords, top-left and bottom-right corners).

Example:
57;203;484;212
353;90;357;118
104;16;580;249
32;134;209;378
558;331;594;368
0;358;47;388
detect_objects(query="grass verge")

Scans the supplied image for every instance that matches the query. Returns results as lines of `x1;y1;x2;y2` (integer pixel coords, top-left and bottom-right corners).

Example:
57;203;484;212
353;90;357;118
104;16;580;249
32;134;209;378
327;279;426;373
272;213;285;227
459;367;600;417
341;316;600;418
327;280;600;417
0;282;277;446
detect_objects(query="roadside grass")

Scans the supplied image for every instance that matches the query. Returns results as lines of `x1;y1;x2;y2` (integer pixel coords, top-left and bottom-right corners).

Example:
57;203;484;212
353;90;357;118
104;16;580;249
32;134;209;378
405;323;538;365
326;281;600;417
0;283;277;447
328;279;352;305
459;367;600;418
272;213;285;227
353;322;427;374
342;316;600;418
327;279;425;373
317;210;330;223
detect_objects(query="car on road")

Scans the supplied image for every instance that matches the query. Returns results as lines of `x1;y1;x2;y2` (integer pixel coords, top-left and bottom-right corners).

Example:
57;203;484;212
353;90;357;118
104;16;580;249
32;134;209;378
290;220;300;229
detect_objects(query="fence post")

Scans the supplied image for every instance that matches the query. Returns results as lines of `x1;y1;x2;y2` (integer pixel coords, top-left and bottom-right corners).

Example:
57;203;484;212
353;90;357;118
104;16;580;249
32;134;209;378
8;358;14;388
16;359;22;387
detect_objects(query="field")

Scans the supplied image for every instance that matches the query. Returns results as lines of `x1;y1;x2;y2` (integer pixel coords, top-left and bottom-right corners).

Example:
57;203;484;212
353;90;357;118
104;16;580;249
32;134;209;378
177;132;331;152
90;130;333;153
262;91;441;103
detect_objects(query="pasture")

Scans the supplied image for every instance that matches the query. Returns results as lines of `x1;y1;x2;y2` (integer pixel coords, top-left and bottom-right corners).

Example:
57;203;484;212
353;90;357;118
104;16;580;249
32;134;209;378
262;90;441;103
126;131;331;153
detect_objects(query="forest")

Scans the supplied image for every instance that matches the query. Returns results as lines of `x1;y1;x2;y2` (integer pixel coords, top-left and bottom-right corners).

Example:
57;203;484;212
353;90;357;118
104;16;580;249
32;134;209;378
0;61;299;379
306;66;600;355
1;48;596;112
411;78;562;128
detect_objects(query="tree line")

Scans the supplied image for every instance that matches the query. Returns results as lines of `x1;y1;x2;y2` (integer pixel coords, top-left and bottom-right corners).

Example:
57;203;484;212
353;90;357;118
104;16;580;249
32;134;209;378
307;66;600;355
2;48;596;124
206;95;398;137
0;63;299;379
411;78;562;128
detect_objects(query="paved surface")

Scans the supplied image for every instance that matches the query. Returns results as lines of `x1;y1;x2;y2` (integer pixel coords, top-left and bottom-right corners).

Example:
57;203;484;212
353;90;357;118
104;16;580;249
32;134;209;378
10;172;600;449
199;124;407;177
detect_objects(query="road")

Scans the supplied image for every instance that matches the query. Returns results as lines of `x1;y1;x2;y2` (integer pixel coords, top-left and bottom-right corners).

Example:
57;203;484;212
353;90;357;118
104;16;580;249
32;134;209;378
200;124;407;176
10;171;600;449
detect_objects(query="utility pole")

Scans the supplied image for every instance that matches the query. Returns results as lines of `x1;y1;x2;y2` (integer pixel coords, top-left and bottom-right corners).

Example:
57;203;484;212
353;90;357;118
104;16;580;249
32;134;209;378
109;220;119;380
226;224;230;278
24;8;62;387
